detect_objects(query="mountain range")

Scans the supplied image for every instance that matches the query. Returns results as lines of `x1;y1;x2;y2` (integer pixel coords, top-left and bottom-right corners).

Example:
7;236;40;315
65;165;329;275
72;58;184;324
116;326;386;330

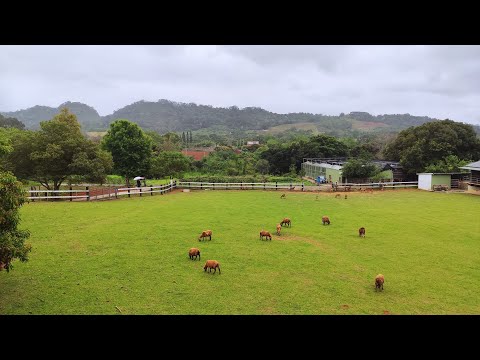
2;99;479;136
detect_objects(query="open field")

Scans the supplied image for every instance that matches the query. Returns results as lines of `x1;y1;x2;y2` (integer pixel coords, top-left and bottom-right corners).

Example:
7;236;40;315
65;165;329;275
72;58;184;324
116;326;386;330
262;122;321;134
1;189;479;314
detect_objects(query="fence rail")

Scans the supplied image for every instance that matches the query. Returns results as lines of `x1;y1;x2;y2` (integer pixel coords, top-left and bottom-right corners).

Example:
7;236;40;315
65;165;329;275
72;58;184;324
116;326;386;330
176;181;303;190
26;180;420;201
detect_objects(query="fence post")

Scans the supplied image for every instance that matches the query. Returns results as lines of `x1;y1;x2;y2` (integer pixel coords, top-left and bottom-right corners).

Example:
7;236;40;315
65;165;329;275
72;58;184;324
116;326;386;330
139;188;142;197
128;186;130;198
115;188;118;199
264;182;266;190
46;189;48;202
240;181;242;190
70;186;73;202
213;182;215;190
276;182;278;190
31;187;35;202
252;182;254;190
201;182;203;190
302;182;304;192
151;187;153;196
86;186;90;201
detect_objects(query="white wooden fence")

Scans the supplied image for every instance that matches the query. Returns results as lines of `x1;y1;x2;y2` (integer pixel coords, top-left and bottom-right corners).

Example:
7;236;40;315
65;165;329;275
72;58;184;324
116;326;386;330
176;181;304;190
26;180;419;201
27;189;89;200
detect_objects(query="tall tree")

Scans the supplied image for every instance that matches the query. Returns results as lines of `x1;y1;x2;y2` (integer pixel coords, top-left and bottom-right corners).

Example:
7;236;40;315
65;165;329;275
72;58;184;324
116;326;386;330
384;120;480;174
182;131;186;144
102;119;152;185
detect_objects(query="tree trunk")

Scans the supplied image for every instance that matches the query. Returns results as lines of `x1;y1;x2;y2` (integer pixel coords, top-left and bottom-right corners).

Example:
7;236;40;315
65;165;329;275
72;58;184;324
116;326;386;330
125;176;130;187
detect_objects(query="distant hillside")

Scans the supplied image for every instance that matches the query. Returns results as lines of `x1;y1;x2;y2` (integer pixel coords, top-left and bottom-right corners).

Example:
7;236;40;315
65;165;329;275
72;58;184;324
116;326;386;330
2;99;480;135
1;102;101;131
100;100;447;134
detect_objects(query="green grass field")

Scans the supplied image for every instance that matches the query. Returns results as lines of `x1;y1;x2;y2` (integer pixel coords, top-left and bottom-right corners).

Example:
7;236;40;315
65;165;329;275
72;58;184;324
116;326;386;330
1;189;479;314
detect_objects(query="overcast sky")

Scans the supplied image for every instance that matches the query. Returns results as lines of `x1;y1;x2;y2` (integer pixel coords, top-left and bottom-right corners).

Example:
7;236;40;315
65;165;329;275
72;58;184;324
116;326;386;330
1;45;480;125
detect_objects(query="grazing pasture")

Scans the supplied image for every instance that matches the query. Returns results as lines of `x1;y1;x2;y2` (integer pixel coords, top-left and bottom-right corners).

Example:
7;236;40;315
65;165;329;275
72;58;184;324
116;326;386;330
1;190;479;314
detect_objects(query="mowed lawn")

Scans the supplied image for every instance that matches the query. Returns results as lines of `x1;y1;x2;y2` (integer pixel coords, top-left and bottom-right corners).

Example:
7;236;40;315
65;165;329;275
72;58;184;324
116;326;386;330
1;189;479;314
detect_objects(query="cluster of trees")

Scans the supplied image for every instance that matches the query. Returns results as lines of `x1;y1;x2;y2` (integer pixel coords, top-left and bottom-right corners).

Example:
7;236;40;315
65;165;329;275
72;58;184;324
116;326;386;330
11;99;480;137
384;120;480;175
2;109;113;190
3;109;479;186
0;114;25;130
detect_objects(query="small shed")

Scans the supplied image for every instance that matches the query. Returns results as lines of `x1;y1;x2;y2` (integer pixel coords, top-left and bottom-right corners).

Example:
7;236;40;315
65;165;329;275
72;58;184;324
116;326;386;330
417;173;454;191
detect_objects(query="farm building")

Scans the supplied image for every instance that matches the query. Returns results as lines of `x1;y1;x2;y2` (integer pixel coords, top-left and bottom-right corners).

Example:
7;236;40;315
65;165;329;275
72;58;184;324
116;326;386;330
302;160;343;184
459;160;480;191
301;158;406;184
417;172;467;191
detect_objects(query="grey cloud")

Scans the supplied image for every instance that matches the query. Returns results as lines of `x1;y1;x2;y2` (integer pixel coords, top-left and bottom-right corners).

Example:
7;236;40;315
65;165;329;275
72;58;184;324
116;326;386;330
1;45;480;125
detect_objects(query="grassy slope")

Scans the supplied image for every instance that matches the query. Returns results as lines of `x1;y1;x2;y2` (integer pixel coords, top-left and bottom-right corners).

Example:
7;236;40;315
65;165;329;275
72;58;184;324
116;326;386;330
1;190;479;314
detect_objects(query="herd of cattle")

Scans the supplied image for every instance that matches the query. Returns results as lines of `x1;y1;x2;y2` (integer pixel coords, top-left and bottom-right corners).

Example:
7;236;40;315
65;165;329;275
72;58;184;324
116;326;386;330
188;214;384;291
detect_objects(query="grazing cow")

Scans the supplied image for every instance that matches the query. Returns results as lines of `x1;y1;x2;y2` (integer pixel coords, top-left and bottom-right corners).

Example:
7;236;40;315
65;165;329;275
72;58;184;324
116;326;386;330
322;216;330;225
280;218;291;227
375;274;384;291
260;230;272;240
189;248;201;260
359;227;366;237
276;224;282;235
204;260;221;274
199;230;212;241
280;193;286;199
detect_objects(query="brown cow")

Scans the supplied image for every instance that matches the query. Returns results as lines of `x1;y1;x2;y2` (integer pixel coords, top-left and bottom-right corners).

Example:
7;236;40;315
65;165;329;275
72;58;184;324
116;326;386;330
359;227;366;237
276;224;282;235
199;230;212;241
260;230;272;241
280;218;291;227
375;274;384;291
204;260;221;274
189;248;201;260
322;216;330;225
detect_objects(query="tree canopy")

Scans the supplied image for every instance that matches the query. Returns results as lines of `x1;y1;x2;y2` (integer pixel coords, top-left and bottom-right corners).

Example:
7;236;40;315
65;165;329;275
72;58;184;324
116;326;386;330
3;108;112;189
101;119;152;184
0;114;25;130
384;120;480;174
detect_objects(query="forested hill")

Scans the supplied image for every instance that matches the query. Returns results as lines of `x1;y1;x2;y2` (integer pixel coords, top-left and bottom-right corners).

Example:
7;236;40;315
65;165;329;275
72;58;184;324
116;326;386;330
2;99;480;135
1;102;101;130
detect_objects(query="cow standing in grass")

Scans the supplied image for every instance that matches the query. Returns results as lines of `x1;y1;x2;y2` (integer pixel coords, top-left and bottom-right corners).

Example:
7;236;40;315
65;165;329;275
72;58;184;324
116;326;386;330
199;230;212;241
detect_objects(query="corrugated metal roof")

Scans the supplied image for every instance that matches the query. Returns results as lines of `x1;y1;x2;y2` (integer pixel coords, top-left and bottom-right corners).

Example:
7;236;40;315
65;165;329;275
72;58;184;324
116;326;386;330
460;160;480;170
304;162;342;170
